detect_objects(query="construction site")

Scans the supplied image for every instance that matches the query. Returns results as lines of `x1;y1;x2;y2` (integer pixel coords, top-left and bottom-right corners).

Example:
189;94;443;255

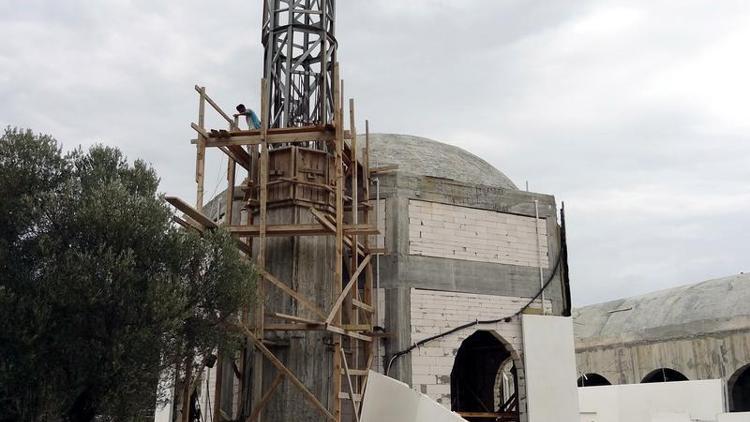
151;2;750;422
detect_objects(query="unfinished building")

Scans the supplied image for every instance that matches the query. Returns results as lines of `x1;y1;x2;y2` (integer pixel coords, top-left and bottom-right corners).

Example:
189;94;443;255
159;2;574;422
191;132;573;422
574;273;750;412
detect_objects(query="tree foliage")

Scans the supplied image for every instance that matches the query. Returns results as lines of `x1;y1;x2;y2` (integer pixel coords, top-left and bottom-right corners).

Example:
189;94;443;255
0;128;256;422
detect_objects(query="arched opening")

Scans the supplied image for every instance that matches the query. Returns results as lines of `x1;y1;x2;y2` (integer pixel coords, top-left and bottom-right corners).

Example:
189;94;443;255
451;331;519;422
641;368;689;383
577;373;612;387
729;364;750;412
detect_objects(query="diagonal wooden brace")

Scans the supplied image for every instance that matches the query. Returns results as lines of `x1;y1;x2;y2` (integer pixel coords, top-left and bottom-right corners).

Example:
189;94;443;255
326;255;371;325
259;269;327;320
239;323;336;421
247;372;284;422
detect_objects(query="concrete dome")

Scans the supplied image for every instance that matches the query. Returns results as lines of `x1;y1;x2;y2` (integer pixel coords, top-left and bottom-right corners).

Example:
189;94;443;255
573;273;750;342
358;133;517;190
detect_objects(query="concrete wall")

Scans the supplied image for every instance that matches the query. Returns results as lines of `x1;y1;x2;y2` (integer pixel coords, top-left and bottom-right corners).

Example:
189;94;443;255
576;330;750;386
375;172;566;316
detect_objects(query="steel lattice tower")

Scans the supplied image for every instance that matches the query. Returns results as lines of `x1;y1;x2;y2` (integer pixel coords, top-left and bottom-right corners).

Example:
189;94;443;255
262;0;337;128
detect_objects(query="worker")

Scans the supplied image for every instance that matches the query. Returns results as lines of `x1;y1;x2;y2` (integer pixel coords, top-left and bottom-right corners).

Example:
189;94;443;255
234;104;261;130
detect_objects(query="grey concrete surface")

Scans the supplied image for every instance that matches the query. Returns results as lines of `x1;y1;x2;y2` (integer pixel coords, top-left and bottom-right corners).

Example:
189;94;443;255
574;273;750;394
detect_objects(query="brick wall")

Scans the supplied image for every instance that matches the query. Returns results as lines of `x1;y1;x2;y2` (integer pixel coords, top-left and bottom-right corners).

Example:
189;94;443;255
409;289;551;422
408;200;549;268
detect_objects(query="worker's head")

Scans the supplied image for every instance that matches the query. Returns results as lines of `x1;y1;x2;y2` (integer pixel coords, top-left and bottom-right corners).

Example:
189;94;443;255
236;104;247;113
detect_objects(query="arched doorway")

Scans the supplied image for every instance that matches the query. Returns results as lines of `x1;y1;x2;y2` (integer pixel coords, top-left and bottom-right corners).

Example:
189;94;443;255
450;331;519;422
641;368;688;383
729;364;750;412
577;373;611;387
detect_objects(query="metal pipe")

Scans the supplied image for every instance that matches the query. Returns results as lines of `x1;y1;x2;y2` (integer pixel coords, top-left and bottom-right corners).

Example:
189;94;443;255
375;177;380;293
534;199;545;314
375;177;382;373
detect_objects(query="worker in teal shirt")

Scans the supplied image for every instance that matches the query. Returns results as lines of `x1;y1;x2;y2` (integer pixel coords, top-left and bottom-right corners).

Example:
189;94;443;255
234;104;261;129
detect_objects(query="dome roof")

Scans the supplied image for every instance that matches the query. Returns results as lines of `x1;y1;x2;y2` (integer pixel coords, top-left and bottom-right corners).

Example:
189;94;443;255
573;273;750;342
358;134;517;190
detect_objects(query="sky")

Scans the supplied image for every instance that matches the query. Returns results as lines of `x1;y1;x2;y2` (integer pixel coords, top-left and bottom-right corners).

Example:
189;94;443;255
1;0;748;306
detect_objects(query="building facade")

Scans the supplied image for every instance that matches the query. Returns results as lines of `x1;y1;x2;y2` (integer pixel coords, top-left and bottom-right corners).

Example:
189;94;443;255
574;273;750;412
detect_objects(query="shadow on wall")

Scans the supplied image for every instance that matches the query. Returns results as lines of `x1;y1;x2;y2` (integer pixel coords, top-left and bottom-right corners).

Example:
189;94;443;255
729;364;750;412
641;368;689;383
577;373;612;387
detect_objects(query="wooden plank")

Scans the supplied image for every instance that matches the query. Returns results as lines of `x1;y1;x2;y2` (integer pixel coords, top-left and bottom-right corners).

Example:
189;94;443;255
352;299;374;313
165;196;217;229
218;145;251;171
240;324;336;421
172;216;202;233
369;165;398;175
196;88;207;211
276;177;334;192
191;122;210;138
309;208;366;257
259;270;327;320
194;85;235;126
201;126;336;147
326;255;372;324
348;98;359;385
337;392;362;402
340;347;361;422
263;324;326;331
225;159;235;224
326;325;372;343
247;372;284;422
226;224;378;237
339;369;369;376
269;312;323;326
251;78;270;419
341;324;372;331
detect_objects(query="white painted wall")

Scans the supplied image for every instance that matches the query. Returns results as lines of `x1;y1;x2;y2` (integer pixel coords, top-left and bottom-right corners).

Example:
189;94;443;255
408;200;548;267
361;371;467;422
578;379;725;422
522;315;580;422
717;412;750;421
651;412;691;422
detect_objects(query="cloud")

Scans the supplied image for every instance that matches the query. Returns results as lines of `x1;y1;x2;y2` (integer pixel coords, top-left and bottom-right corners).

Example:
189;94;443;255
1;0;748;305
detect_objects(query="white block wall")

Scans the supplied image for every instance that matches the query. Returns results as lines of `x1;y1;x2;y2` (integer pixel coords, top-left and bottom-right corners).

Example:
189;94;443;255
409;289;551;421
408;200;549;268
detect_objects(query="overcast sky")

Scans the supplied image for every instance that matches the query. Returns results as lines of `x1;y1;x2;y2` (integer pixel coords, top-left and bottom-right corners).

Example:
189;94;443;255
2;0;748;306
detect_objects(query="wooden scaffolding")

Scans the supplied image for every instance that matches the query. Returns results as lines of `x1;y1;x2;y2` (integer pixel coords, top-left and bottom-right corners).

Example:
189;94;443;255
167;63;379;422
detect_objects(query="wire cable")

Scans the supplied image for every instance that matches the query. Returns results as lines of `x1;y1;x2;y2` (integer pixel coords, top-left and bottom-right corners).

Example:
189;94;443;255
385;253;562;376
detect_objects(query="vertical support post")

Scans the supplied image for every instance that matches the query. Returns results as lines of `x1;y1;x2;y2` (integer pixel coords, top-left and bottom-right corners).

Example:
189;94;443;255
332;63;343;422
226;160;236;225
348;98;360;394
251;78;271;421
363;120;372;310
196;86;207;211
363;120;375;385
